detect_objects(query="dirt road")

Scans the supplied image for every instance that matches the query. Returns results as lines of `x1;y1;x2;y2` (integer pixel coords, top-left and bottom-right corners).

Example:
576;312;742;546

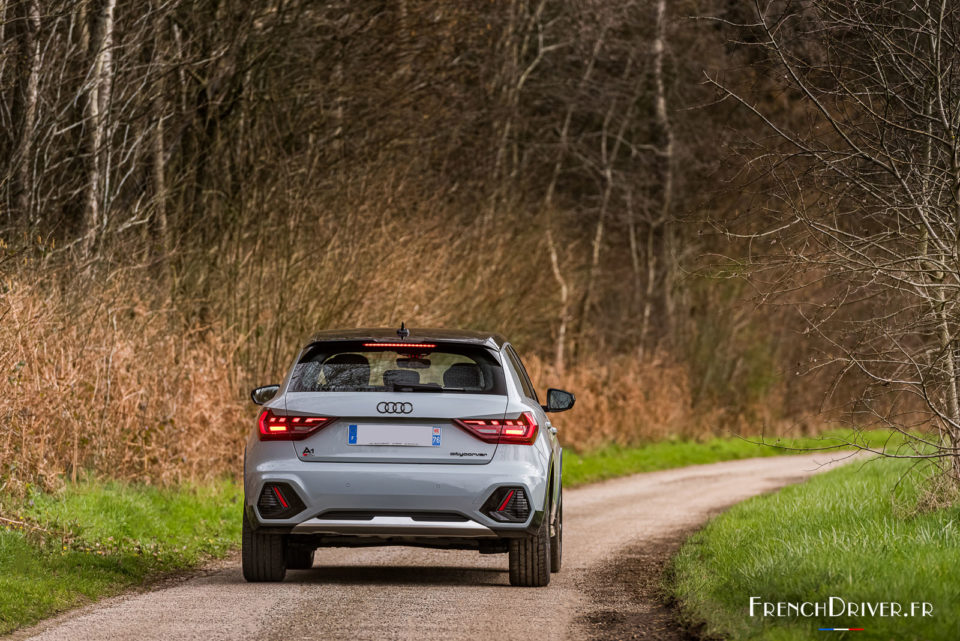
12;453;853;641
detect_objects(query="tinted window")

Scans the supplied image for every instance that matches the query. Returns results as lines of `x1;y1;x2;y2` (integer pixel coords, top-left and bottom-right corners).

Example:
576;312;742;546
288;341;506;395
505;345;538;402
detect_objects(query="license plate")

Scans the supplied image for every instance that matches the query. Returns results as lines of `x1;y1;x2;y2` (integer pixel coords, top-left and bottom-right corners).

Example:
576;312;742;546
347;424;441;447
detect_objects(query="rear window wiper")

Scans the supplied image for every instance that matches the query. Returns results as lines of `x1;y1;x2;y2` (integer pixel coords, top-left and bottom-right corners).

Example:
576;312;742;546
389;385;486;393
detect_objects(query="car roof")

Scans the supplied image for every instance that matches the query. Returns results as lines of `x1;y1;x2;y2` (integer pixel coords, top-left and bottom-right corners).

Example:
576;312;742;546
305;327;508;349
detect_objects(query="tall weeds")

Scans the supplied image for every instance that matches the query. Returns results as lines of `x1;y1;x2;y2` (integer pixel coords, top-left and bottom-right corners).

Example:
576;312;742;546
1;262;246;494
0;227;803;495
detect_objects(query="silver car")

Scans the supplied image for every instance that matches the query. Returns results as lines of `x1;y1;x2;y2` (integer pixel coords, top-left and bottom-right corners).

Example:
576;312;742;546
243;327;575;586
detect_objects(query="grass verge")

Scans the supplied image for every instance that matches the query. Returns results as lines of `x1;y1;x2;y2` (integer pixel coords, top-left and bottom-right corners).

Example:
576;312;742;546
561;429;900;487
0;429;902;634
670;457;960;641
0;479;240;635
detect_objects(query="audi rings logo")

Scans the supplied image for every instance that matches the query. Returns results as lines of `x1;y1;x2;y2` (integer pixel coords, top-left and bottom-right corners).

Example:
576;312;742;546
377;401;413;414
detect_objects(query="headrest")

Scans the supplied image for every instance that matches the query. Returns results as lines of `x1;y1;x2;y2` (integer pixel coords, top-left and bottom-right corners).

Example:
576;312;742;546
383;369;420;387
443;363;482;389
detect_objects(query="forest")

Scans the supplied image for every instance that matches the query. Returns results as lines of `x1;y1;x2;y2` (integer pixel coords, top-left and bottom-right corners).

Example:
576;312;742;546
3;0;959;490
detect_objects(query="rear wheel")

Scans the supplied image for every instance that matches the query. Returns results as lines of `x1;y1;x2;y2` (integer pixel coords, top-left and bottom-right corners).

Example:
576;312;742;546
508;514;551;587
550;496;562;573
286;543;315;570
241;510;287;582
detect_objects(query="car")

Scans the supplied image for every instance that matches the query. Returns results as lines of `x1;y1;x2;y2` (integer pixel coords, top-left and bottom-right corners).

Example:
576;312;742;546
242;325;575;586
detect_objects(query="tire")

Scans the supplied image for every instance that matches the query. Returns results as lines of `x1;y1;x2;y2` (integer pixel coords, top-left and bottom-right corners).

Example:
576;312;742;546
508;513;551;587
286;543;315;570
241;510;287;582
550;496;562;573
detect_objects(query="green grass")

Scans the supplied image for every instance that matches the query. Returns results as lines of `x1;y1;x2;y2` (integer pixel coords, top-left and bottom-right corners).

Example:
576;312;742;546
0;429;910;635
562;429;902;487
670;457;960;641
0;479;241;635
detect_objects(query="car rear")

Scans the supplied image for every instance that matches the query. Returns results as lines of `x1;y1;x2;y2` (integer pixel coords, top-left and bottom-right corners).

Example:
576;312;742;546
242;334;556;585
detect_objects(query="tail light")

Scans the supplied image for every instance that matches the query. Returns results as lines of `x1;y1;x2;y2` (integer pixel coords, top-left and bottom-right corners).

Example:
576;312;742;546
258;409;335;441
482;486;531;522
453;411;539;445
257;482;306;519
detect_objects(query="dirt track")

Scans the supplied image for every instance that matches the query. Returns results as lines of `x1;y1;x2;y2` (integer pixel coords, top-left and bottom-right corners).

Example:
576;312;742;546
10;453;853;641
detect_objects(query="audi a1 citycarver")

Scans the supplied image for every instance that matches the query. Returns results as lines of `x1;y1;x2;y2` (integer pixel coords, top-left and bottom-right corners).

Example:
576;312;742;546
243;326;575;586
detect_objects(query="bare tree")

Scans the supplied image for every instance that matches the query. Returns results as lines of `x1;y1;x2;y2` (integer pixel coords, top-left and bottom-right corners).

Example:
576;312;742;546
542;30;607;374
638;0;676;356
11;0;40;224
0;0;804;468
81;0;117;257
710;0;960;480
149;6;169;265
573;49;641;356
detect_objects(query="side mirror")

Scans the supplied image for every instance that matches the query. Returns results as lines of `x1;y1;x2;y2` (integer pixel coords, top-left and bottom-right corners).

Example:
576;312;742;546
543;388;575;413
250;384;280;405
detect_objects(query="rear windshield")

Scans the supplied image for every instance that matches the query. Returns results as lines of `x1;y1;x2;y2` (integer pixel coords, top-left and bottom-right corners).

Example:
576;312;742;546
288;341;506;394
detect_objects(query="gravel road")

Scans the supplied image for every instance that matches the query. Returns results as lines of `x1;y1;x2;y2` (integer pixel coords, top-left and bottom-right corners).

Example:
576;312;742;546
11;453;853;641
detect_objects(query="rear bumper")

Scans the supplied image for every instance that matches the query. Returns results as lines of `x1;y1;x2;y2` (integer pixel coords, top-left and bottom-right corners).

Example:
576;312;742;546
244;455;549;538
290;515;498;537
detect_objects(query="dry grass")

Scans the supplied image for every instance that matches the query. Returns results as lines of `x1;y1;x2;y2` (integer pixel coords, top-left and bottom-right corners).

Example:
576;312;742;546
527;353;800;450
0;232;800;495
525;354;696;449
1;265;247;495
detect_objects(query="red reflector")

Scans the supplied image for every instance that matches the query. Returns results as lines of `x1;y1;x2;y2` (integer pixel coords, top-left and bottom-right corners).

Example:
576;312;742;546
362;342;436;348
258;409;335;441
272;485;289;508
497;489;515;511
453;411;539;445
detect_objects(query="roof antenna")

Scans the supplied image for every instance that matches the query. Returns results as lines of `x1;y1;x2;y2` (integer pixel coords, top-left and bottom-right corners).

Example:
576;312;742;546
397;322;409;340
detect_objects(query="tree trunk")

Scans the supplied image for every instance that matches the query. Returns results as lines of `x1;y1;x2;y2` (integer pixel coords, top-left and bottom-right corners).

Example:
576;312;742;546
12;0;41;224
639;218;659;359
651;0;675;333
81;0;117;258
546;228;569;375
333;58;345;165
152;96;169;258
935;290;960;481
